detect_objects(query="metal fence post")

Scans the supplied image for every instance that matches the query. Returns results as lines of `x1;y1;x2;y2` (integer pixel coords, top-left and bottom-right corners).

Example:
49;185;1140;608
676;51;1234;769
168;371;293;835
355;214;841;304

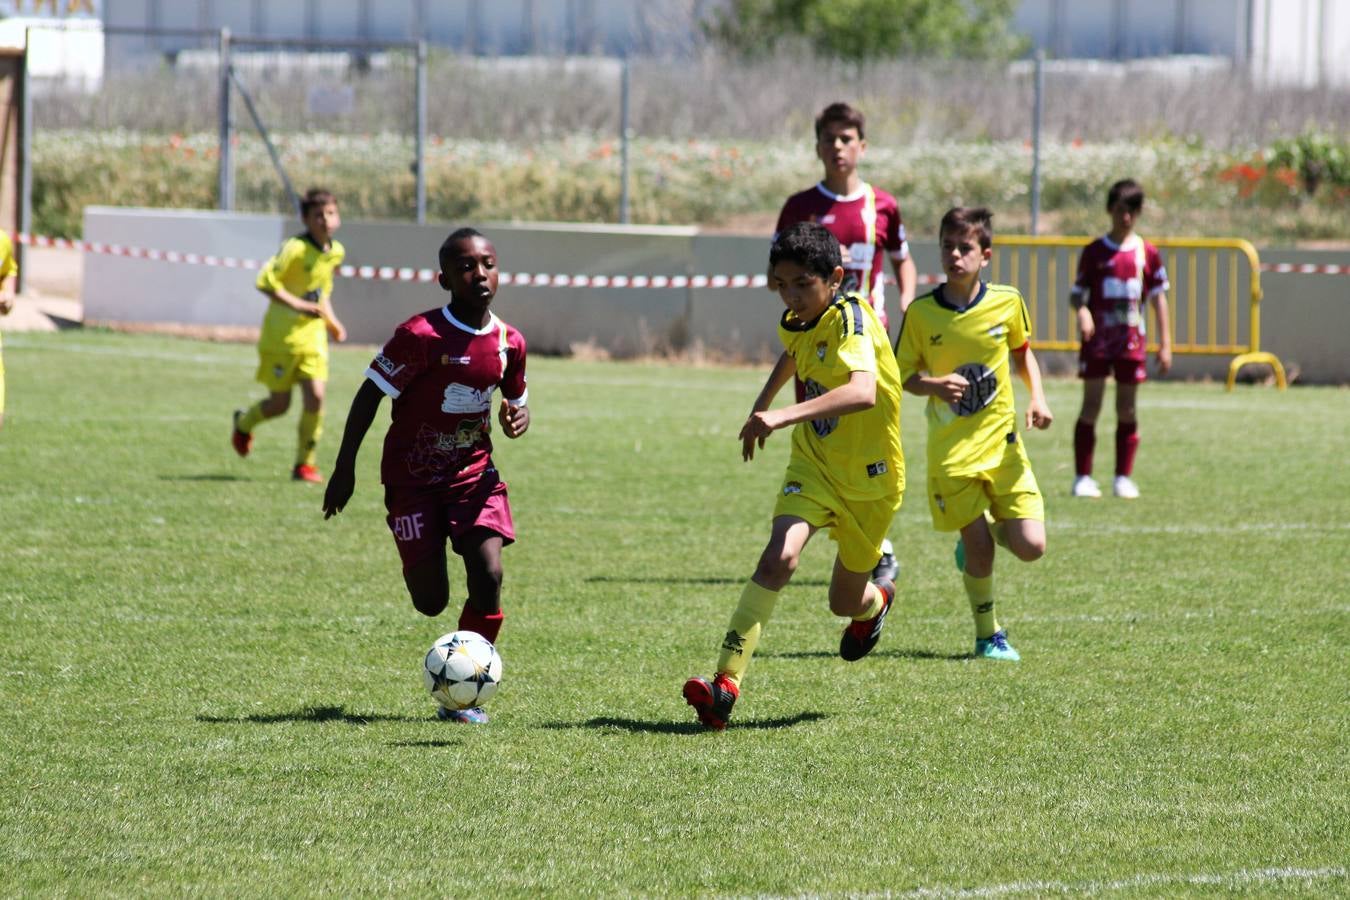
18;26;31;294
619;54;632;225
1029;49;1044;236
217;27;234;211
415;39;427;224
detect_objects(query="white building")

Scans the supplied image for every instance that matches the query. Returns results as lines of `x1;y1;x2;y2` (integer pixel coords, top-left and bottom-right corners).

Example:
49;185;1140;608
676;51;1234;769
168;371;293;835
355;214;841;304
7;0;1350;86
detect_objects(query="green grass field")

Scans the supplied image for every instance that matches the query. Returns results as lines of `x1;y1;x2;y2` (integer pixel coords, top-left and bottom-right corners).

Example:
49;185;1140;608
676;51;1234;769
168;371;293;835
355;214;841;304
1;330;1346;897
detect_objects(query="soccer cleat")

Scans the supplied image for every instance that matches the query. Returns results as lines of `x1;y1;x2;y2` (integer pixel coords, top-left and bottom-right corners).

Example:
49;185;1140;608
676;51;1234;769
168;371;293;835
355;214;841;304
1072;475;1102;498
292;464;323;483
437;705;488;724
839;578;895;662
231;410;253;458
975;629;1020;662
872;545;900;584
683;673;738;730
1113;475;1140;499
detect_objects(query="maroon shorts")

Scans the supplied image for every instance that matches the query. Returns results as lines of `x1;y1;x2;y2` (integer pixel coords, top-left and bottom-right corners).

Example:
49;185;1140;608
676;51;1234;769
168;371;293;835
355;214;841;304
384;471;515;572
1078;355;1147;384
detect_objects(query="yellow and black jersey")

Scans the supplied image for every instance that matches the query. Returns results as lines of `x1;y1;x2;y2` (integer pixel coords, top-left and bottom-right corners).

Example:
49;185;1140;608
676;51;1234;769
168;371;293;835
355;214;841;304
256;232;345;355
895;282;1031;477
779;293;904;501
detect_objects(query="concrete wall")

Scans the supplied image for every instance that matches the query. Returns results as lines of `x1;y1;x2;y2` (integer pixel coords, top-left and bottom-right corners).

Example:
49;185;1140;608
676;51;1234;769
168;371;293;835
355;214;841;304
83;207;1350;382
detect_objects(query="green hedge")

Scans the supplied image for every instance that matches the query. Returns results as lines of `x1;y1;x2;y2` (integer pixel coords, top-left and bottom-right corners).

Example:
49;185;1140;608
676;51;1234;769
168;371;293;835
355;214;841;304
34;130;1349;243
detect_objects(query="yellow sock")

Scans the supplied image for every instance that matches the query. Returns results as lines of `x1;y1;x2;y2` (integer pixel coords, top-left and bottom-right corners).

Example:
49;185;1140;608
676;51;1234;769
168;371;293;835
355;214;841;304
851;584;884;622
296;410;323;467
237;401;266;433
715;581;779;689
963;572;999;639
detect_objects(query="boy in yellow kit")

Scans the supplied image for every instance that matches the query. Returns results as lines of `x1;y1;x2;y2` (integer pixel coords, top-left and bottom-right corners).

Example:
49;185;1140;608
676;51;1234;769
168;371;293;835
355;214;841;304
0;229;17;431
683;222;904;730
896;207;1053;661
231;188;348;482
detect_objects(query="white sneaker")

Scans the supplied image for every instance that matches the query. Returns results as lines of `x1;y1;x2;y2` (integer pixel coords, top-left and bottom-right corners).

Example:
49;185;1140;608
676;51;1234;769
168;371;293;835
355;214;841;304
1071;475;1102;498
1113;475;1140;499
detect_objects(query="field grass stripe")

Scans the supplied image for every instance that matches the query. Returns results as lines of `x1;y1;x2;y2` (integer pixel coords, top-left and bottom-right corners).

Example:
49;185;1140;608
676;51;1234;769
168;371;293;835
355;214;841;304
895;864;1347;898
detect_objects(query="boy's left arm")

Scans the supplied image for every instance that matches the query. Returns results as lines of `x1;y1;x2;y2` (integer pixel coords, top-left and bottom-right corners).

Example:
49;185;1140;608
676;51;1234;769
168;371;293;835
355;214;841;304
1150;292;1172;375
1013;345;1053;430
891;254;917;314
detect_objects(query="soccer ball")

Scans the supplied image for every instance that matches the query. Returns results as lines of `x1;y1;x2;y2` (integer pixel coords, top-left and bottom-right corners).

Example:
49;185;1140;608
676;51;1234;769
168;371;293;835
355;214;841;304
423;630;503;710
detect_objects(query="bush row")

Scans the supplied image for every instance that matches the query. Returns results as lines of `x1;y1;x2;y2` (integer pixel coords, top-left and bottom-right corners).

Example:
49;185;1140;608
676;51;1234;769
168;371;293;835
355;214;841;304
33;130;1349;243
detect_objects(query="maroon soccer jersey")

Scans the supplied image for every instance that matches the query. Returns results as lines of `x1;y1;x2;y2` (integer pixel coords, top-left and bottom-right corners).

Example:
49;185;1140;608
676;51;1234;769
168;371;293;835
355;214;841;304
1071;235;1169;362
775;182;908;326
365;306;527;488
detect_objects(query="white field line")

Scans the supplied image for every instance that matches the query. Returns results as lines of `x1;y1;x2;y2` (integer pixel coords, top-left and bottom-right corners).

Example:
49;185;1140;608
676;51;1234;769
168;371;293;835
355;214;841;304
889;864;1347;898
4;338;249;366
1049;520;1350;535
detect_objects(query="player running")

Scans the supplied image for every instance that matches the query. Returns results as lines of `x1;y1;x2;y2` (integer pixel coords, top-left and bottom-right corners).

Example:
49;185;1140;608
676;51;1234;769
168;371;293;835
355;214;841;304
683;222;904;730
322;228;529;724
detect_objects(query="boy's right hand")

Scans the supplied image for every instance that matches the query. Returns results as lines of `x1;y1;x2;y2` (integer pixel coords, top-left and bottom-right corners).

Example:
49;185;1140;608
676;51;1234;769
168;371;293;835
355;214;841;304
1077;307;1095;341
739;410;780;461
0;295;13;316
322;468;355;519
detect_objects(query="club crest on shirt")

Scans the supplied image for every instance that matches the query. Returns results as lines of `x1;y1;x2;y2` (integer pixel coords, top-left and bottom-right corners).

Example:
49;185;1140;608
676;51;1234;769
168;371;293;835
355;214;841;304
783;481;803;495
816;341;828;360
987;324;1008;339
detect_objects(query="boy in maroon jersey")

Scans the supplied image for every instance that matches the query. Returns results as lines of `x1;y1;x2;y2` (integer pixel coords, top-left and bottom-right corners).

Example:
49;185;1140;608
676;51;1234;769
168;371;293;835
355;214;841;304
774;101;916;583
1069;179;1171;500
322;228;529;723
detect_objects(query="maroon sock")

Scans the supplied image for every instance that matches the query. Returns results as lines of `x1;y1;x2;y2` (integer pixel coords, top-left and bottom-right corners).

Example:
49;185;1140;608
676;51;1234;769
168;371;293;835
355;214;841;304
1116;422;1139;476
459;602;504;644
1074;420;1096;477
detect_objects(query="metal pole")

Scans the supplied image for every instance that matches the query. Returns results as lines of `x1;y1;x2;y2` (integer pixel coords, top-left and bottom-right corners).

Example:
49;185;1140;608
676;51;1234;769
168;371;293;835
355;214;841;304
415;39;427;224
18;27;31;294
1030;49;1044;236
619;55;632;225
217;27;234;211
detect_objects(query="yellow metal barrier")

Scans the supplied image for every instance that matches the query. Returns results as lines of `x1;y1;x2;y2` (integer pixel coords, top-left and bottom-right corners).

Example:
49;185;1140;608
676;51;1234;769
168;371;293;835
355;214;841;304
990;235;1286;390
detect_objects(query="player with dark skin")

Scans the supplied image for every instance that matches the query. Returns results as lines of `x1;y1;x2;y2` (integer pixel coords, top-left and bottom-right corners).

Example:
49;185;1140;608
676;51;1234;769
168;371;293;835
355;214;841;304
322;233;529;620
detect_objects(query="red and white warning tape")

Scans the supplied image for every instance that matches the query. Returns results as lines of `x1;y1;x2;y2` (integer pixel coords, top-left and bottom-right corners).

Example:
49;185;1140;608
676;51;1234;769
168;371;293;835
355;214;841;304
16;232;1349;284
1258;262;1350;275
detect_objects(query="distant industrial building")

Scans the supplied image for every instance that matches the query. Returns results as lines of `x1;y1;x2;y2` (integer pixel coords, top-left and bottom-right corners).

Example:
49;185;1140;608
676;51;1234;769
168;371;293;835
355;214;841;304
4;0;1348;86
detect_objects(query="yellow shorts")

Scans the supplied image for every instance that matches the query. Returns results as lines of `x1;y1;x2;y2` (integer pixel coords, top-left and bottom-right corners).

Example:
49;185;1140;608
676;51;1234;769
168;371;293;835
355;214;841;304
928;438;1043;532
256;349;327;392
772;460;902;574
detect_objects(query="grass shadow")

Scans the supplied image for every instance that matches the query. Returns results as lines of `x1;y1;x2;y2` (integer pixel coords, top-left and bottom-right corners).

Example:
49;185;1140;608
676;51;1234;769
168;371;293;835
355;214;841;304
389;739;462;748
544;711;827;734
760;647;972;662
158;473;246;482
197;704;425;725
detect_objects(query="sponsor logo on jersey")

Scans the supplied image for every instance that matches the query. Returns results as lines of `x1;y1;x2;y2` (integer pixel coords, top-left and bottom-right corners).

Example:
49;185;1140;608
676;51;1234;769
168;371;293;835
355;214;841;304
391;512;425;542
866;461;888;478
442;355;472;365
373;353;404;378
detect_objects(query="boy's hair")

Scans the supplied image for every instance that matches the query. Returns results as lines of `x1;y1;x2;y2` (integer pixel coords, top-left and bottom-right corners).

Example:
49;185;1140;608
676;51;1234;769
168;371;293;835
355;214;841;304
439;227;487;268
299;188;336;218
814;102;865;140
1106;179;1145;212
769;221;843;279
939;207;995;250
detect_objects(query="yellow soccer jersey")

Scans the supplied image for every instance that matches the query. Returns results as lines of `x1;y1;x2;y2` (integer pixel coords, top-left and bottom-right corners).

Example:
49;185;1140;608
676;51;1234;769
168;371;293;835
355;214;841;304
779;294;904;501
256;233;345;354
0;231;17;282
896;282;1031;477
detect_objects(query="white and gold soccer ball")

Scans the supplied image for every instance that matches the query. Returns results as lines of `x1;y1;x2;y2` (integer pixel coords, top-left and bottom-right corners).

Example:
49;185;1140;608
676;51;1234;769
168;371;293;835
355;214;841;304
423;631;503;710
